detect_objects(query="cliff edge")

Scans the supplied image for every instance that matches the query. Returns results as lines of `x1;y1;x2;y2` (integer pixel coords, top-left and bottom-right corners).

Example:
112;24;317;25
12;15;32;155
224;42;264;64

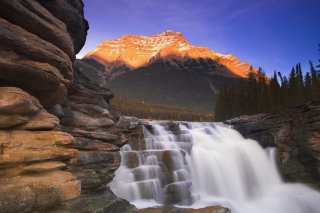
0;1;138;212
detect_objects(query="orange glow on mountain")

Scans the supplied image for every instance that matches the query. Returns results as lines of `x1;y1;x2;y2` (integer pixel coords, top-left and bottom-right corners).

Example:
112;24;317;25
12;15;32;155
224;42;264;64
84;30;258;78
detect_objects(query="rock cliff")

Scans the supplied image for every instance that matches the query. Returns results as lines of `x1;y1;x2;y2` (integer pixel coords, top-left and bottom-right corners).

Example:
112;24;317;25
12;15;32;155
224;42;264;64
0;1;138;212
225;100;320;187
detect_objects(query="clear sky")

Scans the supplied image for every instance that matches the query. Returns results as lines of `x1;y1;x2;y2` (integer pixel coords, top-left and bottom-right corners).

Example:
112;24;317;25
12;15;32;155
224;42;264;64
78;0;320;78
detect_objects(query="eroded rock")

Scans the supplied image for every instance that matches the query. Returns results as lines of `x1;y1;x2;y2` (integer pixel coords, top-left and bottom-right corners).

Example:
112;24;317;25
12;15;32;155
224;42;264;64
0;130;77;166
226;100;320;185
0;186;35;213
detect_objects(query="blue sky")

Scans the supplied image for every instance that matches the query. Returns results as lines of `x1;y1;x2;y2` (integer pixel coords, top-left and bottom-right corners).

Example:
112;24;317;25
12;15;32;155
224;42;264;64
78;0;320;77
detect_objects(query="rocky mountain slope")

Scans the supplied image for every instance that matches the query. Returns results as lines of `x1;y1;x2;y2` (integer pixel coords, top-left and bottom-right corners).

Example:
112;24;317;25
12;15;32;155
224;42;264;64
82;30;255;85
77;30;257;112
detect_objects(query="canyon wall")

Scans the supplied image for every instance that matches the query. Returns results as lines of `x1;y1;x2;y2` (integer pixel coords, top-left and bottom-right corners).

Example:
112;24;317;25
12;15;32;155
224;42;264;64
225;100;320;187
0;1;138;212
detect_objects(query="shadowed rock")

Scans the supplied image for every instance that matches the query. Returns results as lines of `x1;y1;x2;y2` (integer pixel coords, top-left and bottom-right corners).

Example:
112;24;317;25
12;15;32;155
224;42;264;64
225;100;320;187
0;0;140;212
38;0;89;54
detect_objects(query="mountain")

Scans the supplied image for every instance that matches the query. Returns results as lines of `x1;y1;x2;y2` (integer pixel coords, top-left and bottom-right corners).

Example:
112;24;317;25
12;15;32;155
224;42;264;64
77;30;258;112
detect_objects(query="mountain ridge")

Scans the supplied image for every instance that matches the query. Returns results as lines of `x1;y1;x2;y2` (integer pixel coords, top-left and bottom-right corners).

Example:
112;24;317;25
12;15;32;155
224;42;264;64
82;30;257;86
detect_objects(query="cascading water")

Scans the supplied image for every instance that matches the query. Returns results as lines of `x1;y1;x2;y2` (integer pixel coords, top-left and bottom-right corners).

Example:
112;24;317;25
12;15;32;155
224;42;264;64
109;122;320;213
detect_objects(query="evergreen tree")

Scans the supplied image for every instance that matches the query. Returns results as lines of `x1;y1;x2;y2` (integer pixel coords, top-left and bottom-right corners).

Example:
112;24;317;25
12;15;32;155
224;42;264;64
270;71;281;111
309;60;319;100
289;67;299;107
317;43;320;68
304;72;312;102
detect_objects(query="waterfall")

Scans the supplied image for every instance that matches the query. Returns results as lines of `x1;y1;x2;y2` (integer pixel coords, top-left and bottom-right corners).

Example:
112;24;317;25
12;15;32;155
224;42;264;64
109;122;320;213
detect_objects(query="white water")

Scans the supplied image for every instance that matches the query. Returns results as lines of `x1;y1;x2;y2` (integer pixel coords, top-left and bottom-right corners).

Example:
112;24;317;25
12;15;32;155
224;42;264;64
109;122;320;213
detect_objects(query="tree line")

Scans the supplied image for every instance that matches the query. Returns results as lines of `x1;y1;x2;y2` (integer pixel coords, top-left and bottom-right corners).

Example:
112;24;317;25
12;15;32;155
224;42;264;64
111;95;214;122
215;44;320;121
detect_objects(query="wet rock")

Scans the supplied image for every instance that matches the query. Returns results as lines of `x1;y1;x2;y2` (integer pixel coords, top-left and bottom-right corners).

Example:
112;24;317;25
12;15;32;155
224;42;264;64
163;181;193;205
225;100;320;185
162;150;185;172
136;181;154;199
116;116;141;130
139;205;231;213
122;151;140;168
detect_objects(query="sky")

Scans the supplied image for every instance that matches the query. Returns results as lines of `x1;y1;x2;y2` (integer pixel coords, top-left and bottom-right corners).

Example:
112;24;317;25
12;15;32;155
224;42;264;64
78;0;320;78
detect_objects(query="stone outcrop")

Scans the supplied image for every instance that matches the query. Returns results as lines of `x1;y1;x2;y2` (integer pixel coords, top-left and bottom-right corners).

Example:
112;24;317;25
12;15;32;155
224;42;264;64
225;100;320;187
43;67;139;212
0;0;88;106
48;67;138;194
0;87;80;213
0;1;138;212
38;0;89;54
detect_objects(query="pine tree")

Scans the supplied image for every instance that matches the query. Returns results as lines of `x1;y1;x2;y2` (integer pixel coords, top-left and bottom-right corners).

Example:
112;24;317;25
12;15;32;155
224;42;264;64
289;67;299;107
317;43;320;68
304;72;312;102
309;60;319;100
270;71;281;111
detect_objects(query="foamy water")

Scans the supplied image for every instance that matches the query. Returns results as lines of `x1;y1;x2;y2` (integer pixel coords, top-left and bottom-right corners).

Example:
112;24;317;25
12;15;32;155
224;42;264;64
109;122;320;212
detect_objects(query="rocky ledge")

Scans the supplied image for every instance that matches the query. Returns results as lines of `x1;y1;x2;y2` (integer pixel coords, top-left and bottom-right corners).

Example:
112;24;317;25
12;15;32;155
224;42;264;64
225;100;320;187
0;1;139;212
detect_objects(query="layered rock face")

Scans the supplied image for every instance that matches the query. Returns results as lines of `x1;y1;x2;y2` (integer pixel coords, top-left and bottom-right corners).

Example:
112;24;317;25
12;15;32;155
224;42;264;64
0;0;89;106
225;100;320;186
0;1;138;212
81;30;257;85
0;87;80;213
48;67;141;194
36;68;139;212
